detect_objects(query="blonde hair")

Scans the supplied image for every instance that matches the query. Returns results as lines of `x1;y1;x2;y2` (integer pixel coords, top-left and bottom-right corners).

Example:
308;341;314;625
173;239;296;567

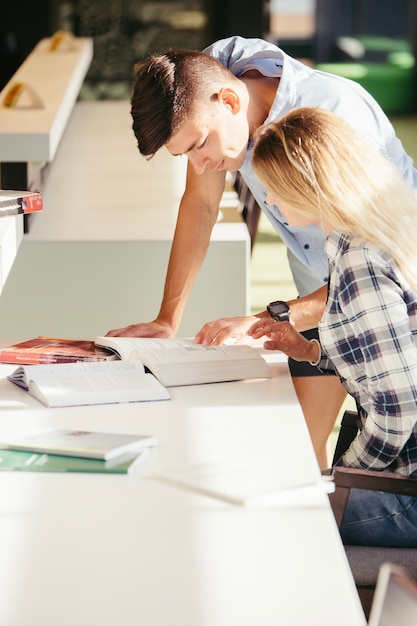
252;107;417;291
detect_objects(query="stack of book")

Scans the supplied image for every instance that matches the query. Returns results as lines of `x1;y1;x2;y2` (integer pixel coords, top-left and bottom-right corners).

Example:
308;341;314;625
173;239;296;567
0;429;157;475
1;335;270;408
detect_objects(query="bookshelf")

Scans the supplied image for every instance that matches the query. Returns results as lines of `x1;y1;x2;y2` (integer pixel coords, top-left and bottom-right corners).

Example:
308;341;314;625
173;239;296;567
0;34;93;295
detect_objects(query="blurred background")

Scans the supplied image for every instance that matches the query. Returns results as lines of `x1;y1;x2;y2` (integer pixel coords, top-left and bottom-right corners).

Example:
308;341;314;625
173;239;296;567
2;0;417;108
2;0;417;310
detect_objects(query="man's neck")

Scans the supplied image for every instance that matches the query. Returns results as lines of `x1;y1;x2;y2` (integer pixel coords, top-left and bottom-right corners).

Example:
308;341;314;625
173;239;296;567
240;71;280;139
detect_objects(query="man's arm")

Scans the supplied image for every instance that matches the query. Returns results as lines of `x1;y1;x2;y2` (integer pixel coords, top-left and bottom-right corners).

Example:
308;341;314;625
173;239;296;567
194;284;328;345
286;284;328;331
106;164;226;337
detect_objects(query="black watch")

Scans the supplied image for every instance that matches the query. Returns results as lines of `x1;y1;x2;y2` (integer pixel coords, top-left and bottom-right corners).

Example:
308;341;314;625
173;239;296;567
267;300;291;322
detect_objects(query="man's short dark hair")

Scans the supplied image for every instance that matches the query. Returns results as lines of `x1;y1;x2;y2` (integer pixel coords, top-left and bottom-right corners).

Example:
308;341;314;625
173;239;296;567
131;48;233;157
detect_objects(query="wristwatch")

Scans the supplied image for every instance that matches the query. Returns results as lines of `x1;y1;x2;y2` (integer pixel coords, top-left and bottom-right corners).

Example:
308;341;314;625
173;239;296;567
267;300;291;322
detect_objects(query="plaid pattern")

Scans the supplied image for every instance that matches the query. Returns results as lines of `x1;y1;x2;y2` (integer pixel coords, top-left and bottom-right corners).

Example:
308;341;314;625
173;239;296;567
320;231;417;475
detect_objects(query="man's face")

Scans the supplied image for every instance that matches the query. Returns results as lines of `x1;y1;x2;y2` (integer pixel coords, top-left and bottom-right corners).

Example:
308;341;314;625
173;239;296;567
165;89;249;174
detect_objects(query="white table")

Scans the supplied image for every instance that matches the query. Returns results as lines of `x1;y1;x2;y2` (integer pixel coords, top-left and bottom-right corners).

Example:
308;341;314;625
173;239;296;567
0;352;365;626
0;101;250;339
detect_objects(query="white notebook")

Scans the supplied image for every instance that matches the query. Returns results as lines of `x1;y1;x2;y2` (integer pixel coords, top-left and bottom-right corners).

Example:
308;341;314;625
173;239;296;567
0;429;158;461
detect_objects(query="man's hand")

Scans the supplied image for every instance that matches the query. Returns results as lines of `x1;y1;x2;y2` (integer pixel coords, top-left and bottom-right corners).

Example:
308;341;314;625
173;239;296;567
248;318;319;363
194;313;269;345
106;320;175;338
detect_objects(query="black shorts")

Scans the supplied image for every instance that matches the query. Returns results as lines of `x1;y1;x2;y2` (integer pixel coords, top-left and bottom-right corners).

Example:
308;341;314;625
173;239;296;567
288;328;336;377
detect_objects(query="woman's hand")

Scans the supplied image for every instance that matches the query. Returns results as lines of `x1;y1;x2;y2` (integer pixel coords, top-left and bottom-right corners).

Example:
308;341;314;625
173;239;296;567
247;318;320;363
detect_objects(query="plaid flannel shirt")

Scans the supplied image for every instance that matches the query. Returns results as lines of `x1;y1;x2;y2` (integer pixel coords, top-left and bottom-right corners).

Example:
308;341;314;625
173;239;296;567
320;231;417;475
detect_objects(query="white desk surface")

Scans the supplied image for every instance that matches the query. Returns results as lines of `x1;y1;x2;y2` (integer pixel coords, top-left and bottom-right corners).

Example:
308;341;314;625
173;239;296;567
0;351;365;626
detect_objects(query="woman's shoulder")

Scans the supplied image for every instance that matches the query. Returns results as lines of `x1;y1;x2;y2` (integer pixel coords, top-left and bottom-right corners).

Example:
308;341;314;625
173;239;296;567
329;231;391;275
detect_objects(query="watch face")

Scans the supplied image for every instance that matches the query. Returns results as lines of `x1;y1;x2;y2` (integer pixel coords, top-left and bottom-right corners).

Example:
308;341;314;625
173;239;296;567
267;301;290;322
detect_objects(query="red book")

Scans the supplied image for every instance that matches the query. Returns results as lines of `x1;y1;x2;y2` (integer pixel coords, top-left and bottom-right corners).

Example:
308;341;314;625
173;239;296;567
0;336;117;365
0;190;43;218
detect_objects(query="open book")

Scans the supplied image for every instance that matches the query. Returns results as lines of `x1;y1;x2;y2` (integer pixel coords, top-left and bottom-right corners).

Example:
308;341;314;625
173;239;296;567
7;360;170;407
94;337;270;387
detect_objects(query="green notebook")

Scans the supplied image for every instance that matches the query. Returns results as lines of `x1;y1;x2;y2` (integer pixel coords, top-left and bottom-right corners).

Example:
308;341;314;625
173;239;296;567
0;447;149;474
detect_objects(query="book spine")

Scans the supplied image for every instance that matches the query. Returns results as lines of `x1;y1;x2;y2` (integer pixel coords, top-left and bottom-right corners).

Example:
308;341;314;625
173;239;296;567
50;356;112;362
0;192;43;218
0;353;110;364
0;352;44;364
38;355;112;363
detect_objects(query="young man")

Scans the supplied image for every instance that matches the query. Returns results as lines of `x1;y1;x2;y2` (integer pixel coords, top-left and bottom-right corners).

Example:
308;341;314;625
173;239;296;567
107;36;417;468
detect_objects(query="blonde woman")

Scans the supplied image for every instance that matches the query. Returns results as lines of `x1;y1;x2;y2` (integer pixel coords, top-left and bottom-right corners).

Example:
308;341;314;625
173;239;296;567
249;107;417;547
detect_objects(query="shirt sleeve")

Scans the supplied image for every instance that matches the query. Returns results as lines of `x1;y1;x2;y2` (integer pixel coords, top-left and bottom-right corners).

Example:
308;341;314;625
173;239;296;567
203;36;284;77
337;246;417;470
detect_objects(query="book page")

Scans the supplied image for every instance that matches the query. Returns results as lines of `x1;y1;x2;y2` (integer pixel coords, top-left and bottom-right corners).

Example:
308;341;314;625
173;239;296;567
7;360;170;407
96;336;263;363
10;360;146;384
95;336;199;360
94;337;270;386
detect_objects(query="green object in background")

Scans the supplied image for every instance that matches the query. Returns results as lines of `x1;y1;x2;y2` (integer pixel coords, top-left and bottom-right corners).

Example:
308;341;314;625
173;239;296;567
317;36;416;114
316;62;415;114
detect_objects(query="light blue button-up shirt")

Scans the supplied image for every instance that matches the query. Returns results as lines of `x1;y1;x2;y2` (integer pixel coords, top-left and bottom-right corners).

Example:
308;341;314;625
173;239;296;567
205;36;417;296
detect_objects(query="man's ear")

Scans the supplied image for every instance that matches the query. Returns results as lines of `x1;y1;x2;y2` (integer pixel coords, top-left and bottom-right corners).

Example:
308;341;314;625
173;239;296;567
218;87;241;113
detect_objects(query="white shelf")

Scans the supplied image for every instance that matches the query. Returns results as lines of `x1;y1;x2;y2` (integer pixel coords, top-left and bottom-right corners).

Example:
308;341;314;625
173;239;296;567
0;35;93;296
0;35;93;162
